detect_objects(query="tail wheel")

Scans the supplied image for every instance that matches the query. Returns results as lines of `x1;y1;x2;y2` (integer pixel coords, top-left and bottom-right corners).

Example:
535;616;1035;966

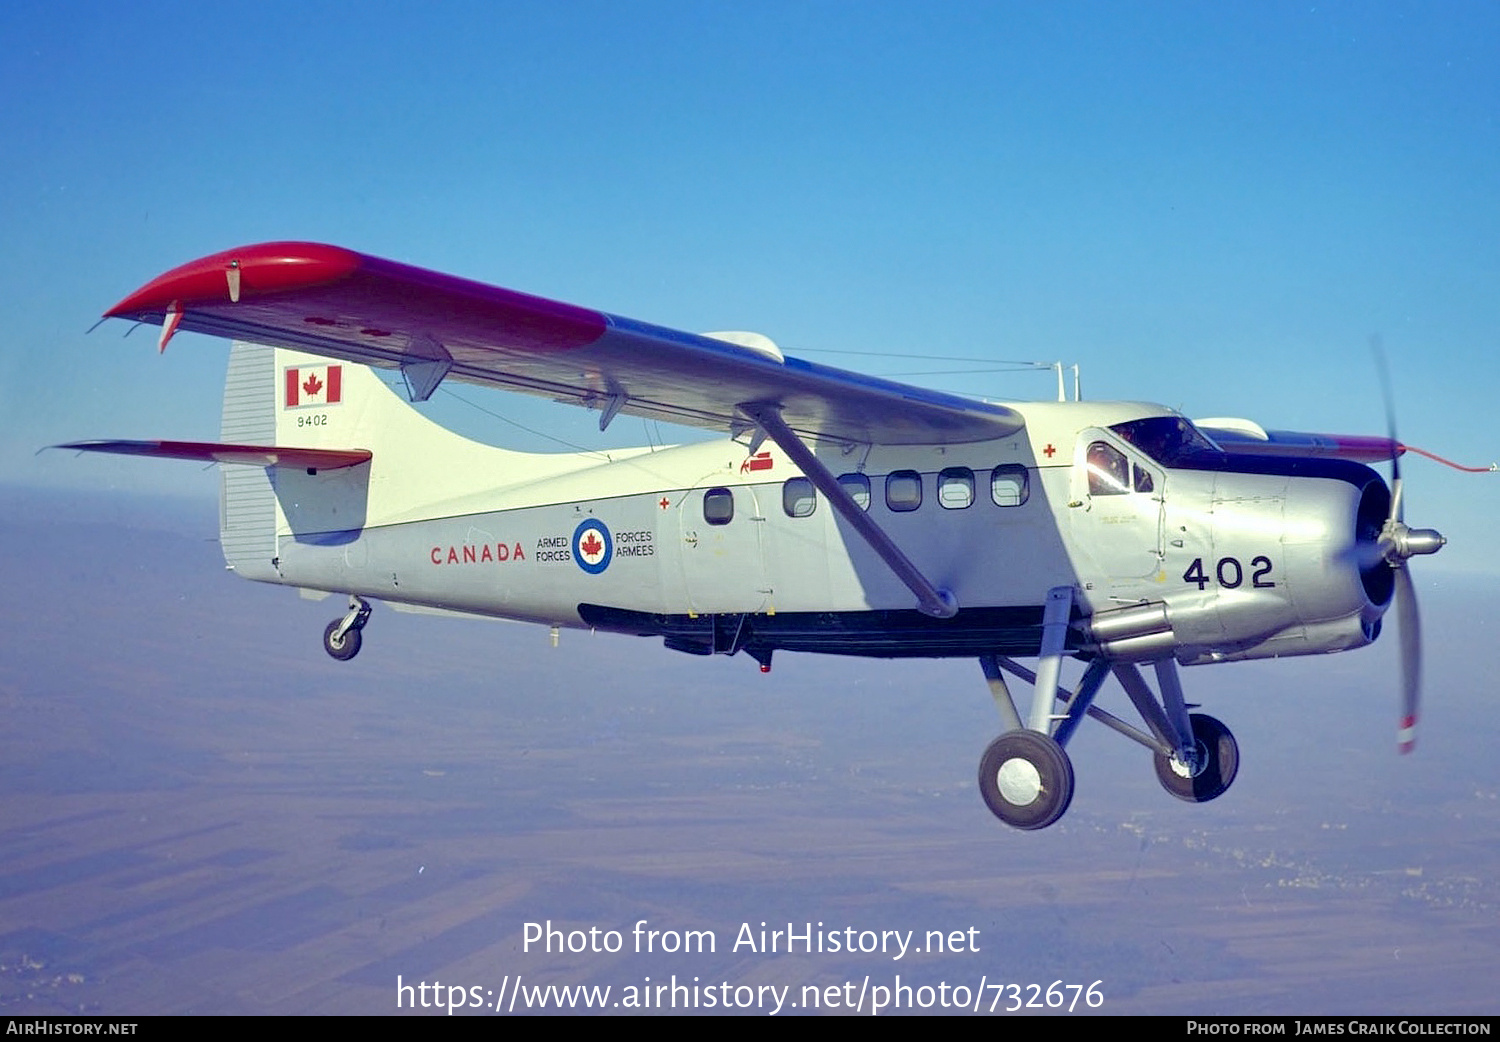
323;619;363;661
978;730;1075;830
1154;712;1238;803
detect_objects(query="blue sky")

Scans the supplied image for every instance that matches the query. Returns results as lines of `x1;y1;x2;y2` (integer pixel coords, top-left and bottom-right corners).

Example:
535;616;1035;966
2;0;1495;566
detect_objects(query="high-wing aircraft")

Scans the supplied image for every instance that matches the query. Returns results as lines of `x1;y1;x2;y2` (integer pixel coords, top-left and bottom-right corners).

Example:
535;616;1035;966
64;242;1469;830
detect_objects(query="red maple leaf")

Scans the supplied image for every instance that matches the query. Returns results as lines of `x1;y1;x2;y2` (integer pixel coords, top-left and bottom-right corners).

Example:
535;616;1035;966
302;372;323;398
580;532;603;557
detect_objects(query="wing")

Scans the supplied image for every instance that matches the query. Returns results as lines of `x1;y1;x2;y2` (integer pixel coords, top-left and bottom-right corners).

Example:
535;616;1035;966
105;243;1023;446
1197;418;1495;473
1196;418;1400;462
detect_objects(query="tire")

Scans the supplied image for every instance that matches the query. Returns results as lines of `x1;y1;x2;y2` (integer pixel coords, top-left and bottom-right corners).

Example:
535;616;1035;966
1154;713;1238;803
323;619;362;661
978;730;1075;830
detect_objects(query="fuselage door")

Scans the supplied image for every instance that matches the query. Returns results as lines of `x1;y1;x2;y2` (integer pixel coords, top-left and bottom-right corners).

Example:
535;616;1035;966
671;479;771;615
1068;429;1168;591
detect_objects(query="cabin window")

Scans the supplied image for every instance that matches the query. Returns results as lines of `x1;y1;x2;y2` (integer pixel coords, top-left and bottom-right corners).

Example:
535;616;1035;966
886;470;923;512
783;477;817;518
703;487;734;525
990;464;1030;507
937;467;974;509
838;472;871;510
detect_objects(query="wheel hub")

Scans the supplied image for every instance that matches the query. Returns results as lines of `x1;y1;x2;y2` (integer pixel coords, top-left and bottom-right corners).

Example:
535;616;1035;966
1167;739;1207;780
979;730;1075;831
996;756;1043;805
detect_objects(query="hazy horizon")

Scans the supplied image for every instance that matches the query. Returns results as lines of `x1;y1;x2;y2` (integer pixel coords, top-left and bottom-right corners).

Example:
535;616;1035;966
1;484;1495;1015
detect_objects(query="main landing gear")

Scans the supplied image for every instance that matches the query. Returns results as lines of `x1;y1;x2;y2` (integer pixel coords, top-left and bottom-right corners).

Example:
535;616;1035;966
1153;712;1238;803
978;730;1074;831
323;595;371;661
975;586;1239;831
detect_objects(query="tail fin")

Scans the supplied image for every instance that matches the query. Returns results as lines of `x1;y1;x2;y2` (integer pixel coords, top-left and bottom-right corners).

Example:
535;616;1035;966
220;342;381;577
219;342;571;581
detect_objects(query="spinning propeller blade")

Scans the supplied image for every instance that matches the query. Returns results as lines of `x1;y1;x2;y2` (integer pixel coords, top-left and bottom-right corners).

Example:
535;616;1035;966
1393;566;1420;753
1370;337;1444;753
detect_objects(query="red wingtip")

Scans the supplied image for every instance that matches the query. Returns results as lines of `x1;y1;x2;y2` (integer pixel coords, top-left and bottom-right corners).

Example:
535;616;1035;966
105;242;363;319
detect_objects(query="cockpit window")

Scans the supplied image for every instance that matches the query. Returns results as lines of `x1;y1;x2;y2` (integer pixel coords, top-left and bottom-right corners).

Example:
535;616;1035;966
1087;442;1130;495
1088;441;1155;496
1109;416;1220;466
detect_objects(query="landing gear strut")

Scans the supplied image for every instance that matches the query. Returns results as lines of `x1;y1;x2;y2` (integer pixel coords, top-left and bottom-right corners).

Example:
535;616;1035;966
973;587;1100;831
974;590;1240;830
323;596;371;661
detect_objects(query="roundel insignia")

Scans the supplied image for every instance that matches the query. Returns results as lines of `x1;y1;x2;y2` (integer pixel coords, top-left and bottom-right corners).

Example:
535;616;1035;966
572;518;613;575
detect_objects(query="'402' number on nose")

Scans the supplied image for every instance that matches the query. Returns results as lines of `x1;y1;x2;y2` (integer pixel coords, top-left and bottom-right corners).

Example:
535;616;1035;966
1182;556;1274;590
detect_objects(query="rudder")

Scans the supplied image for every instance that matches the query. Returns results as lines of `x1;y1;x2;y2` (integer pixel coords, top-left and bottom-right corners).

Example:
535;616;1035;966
219;342;279;580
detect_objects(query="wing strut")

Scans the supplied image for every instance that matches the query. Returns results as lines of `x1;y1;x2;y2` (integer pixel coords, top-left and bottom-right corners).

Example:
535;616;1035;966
739;403;958;619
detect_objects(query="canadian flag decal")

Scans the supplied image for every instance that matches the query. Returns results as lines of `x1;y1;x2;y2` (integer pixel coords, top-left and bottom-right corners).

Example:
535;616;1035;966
284;365;343;408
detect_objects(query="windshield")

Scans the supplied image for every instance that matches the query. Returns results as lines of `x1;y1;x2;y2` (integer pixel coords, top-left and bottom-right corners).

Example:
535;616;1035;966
1109;416;1222;467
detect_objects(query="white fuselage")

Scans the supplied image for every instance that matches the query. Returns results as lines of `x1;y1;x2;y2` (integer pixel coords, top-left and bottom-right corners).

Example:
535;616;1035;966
236;349;1386;665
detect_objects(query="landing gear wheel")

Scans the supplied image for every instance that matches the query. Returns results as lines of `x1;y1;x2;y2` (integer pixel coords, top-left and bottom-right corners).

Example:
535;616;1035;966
323;619;363;661
978;730;1075;830
1154;713;1238;803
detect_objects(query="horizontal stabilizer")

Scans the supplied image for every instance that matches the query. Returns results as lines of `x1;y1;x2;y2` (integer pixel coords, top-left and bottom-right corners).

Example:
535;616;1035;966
52;439;372;471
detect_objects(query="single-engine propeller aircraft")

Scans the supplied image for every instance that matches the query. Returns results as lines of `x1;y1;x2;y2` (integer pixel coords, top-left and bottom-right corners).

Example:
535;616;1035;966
63;242;1475;830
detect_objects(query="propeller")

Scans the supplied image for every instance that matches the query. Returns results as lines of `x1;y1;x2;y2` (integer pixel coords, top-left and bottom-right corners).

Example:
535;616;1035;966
1370;338;1445;753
